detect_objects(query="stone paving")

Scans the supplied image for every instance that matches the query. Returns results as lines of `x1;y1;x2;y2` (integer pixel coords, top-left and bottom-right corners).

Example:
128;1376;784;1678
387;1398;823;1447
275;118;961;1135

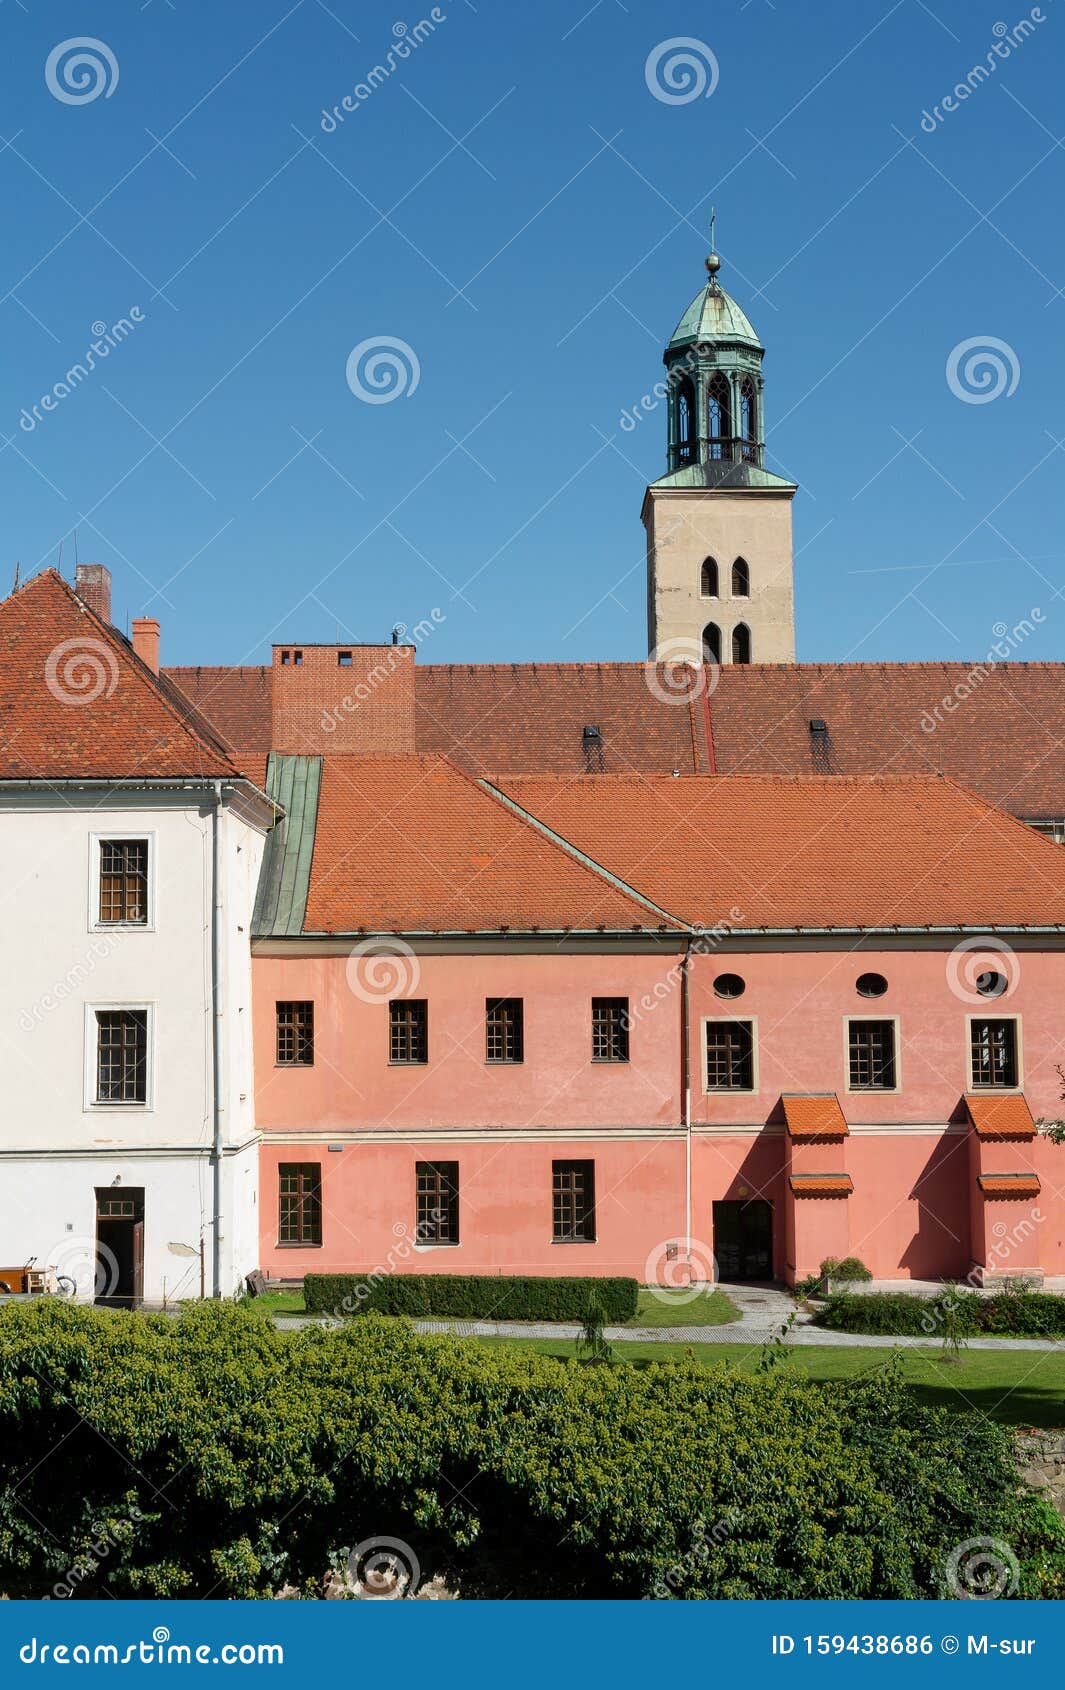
274;1281;1065;1352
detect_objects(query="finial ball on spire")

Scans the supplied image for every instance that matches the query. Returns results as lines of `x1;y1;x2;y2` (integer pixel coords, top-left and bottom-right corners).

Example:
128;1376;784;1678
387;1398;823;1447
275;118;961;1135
705;252;721;276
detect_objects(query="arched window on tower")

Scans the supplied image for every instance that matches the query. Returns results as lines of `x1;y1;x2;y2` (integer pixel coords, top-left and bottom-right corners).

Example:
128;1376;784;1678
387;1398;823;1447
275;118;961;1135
731;557;749;597
707;372;731;459
700;558;718;597
676;377;696;467
732;623;751;665
739;377;757;462
702;622;721;665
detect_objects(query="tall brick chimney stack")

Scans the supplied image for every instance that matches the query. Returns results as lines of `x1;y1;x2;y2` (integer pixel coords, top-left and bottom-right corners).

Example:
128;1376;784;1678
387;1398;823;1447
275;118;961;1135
131;618;161;674
75;562;112;624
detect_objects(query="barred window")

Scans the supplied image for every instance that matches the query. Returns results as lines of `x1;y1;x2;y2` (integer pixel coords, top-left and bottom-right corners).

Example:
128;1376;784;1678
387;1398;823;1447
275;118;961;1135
276;1001;314;1066
705;1021;754;1091
592;997;630;1063
486;997;523;1064
99;839;148;924
848;1019;897;1090
970;1018;1019;1089
278;1162;321;1246
552;1160;595;1243
95;1010;148;1103
417;1161;459;1244
390;1000;428;1064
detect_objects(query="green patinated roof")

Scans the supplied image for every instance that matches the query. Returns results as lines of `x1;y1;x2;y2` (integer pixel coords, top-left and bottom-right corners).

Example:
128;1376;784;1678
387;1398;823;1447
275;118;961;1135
649;460;796;493
668;282;762;353
251;753;321;937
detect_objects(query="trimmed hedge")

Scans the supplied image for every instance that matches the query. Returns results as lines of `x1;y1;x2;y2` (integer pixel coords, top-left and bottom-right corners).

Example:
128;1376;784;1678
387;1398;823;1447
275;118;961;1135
302;1271;639;1323
0;1300;1064;1600
819;1287;1065;1338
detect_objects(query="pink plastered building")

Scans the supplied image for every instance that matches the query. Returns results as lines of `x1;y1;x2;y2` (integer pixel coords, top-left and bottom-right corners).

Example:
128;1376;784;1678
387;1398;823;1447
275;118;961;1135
250;754;1065;1288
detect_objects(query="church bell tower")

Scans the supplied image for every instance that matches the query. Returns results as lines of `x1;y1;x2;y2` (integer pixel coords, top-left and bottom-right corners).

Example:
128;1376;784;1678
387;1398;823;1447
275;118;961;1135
642;239;796;666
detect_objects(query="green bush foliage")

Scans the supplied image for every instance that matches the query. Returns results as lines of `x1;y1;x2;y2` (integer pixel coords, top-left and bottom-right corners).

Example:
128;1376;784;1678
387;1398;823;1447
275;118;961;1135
302;1271;639;1323
819;1287;1065;1338
0;1300;1062;1600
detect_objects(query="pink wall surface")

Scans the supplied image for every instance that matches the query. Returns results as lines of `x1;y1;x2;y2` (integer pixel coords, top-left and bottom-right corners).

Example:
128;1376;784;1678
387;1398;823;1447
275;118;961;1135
254;942;1065;1280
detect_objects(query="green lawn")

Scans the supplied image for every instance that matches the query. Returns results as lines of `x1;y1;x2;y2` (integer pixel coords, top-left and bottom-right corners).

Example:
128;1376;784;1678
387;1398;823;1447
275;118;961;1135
473;1337;1065;1428
254;1286;739;1327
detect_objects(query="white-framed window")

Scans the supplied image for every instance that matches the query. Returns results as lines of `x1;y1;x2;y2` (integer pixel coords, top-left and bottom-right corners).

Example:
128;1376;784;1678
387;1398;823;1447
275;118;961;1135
967;1014;1022;1090
88;833;156;931
844;1015;901;1093
703;1017;757;1093
85;1003;155;1109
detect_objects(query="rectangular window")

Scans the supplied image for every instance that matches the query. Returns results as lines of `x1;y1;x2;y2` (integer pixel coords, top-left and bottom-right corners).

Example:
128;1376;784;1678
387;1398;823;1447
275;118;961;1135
417;1161;459;1244
98;839;149;925
486;997;523;1064
390;999;428;1064
95;1010;148;1104
278;1162;322;1246
592;997;630;1063
970;1018;1019;1089
847;1019;897;1090
552;1159;596;1243
705;1020;755;1091
276;1000;314;1066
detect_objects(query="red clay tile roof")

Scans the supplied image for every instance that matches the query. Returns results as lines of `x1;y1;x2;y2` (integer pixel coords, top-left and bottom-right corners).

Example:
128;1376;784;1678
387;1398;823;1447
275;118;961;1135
492;771;1065;931
302;755;684;934
788;1173;854;1196
165;665;272;752
710;663;1065;819
964;1093;1036;1139
0;572;237;781
977;1173;1041;1197
782;1094;849;1138
415;663;713;775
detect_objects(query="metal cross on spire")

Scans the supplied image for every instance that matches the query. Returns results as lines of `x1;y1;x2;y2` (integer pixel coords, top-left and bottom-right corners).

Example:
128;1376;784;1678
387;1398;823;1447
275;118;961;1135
706;206;721;281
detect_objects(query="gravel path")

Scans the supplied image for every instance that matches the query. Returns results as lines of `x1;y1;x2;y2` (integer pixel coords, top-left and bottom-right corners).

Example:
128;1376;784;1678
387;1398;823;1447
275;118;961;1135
273;1283;1065;1353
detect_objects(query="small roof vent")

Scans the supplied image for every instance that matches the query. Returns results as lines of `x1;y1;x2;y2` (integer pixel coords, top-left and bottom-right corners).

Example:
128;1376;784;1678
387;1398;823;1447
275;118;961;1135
582;723;604;774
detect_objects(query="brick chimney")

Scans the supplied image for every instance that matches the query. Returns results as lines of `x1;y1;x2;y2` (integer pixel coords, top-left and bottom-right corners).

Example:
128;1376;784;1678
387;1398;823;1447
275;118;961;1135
271;643;416;753
75;562;112;624
131;617;160;674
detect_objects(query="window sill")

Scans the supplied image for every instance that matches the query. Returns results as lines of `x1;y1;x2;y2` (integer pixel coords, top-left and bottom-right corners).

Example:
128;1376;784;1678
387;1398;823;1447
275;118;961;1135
551;1238;597;1246
414;1240;460;1249
275;1062;315;1070
485;1060;524;1067
275;1241;322;1249
591;1058;630;1065
389;1060;429;1067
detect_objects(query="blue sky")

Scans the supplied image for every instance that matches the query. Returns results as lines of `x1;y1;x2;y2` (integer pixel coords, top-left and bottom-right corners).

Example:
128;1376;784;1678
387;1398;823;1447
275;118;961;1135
1;0;1063;666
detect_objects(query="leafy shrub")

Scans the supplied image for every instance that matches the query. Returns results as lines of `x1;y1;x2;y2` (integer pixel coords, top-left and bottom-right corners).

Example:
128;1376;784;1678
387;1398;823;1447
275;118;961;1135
823;1255;872;1283
0;1300;1062;1600
302;1271;638;1324
818;1287;1065;1338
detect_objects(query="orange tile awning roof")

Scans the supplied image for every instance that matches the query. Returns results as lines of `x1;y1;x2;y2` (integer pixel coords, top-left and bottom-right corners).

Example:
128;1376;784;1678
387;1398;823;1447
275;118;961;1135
977;1173;1041;1197
788;1173;854;1197
964;1093;1036;1139
782;1093;849;1139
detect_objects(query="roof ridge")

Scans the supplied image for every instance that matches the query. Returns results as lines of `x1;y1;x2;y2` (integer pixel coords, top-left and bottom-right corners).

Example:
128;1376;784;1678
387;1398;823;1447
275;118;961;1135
48;571;240;778
471;767;686;931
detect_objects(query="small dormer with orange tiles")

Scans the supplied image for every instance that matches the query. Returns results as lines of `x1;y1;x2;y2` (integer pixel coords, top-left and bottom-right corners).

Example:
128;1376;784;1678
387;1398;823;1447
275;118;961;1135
963;1093;1044;1287
780;1093;852;1286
